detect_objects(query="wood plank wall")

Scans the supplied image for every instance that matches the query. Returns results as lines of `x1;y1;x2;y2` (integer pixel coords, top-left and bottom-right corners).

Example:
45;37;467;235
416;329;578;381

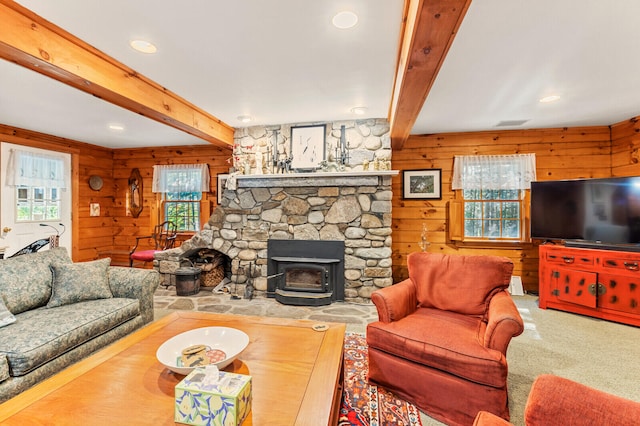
111;145;231;266
392;126;613;293
6;114;640;287
611;117;640;176
0;124;114;262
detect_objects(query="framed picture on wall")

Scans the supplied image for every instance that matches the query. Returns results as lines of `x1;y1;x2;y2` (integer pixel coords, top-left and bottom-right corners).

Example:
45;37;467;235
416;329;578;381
402;169;442;199
290;124;326;171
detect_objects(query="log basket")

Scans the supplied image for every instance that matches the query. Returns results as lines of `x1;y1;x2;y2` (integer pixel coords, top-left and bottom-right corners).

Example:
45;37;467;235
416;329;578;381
196;251;227;287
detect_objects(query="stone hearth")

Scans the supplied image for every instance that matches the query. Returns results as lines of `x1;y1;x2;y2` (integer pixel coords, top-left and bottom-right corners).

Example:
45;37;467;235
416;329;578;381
155;171;397;303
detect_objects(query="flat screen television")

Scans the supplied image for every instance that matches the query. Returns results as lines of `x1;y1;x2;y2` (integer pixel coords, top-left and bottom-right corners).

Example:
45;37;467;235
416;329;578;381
531;176;640;249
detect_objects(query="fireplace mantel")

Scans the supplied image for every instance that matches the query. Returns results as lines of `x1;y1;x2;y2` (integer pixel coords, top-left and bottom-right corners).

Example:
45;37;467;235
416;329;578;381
222;170;398;188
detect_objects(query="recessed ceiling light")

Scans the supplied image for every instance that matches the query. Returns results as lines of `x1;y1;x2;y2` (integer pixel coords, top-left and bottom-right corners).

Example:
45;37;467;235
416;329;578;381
129;39;157;54
108;124;125;131
351;106;367;115
539;95;560;103
237;115;252;123
332;11;358;29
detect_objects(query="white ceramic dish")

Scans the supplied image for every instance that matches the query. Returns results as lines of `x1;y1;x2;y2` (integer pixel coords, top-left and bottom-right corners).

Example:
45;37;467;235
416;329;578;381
156;327;249;375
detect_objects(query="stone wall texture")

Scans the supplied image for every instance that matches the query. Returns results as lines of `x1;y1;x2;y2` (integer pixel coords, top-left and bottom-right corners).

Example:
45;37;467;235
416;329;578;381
156;118;394;303
233;118;391;174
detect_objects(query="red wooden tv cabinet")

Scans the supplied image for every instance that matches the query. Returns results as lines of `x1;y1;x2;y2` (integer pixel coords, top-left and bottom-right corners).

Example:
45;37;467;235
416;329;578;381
539;244;640;327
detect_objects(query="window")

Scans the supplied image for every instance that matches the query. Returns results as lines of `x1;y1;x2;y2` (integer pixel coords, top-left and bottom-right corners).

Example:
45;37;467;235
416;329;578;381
462;188;522;239
152;164;210;232
450;154;536;243
17;187;61;222
7;149;67;223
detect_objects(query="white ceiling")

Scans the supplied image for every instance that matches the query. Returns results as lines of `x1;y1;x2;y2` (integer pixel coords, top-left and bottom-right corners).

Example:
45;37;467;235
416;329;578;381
2;0;640;149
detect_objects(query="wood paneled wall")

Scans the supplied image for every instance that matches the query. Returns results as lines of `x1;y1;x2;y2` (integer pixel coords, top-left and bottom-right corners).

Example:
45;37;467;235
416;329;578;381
391;126;613;293
111;145;230;266
7;113;640;289
611;117;640;176
0;124;114;262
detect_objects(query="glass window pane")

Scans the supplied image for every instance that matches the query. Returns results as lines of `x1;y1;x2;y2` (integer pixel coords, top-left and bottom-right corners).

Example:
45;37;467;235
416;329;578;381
17;206;30;221
17;188;28;200
463;189;480;200
484;202;501;219
33;188;45;200
484;220;501;238
500;189;519;200
464;219;482;237
503;220;520;238
502;202;519;219
464;202;482;218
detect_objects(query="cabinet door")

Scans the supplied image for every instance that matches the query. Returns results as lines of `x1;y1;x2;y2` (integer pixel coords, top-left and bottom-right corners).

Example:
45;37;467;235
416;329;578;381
597;273;640;315
552;266;597;308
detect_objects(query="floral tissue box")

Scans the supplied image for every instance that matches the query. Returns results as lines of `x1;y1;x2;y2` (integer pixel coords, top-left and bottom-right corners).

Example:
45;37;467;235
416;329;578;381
175;367;252;426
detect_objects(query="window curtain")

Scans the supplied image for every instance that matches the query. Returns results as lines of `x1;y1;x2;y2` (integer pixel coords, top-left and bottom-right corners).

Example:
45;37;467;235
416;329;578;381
452;153;537;190
6;149;68;189
152;164;210;193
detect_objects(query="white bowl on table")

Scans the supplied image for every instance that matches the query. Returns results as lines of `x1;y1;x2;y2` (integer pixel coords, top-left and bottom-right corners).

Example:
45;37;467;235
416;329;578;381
156;327;249;375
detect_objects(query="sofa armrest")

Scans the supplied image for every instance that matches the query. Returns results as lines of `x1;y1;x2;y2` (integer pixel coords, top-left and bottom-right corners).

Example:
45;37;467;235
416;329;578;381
370;278;418;323
472;410;513;426
525;374;640;425
108;267;160;324
483;290;524;354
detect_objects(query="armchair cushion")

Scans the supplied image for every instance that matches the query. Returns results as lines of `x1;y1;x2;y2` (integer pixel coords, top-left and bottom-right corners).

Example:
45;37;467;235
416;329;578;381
367;307;508;388
409;252;513;316
130;250;158;262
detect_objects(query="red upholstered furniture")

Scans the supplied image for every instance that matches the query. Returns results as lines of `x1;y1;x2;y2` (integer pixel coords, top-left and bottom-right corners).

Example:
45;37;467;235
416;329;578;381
473;374;640;426
366;252;524;426
129;221;177;267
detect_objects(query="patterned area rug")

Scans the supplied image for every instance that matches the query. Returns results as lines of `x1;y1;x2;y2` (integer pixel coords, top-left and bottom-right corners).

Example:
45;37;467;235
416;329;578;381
339;333;423;426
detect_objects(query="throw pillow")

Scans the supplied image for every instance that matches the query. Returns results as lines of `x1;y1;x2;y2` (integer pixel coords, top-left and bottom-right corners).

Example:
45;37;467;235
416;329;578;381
409;252;513;316
47;258;113;308
0;297;16;328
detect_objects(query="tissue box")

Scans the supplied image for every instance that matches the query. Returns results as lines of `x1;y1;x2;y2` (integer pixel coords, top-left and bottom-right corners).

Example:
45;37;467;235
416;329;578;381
175;368;252;426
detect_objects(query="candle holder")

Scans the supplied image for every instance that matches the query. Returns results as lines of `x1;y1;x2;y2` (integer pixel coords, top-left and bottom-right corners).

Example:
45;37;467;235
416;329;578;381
419;223;430;252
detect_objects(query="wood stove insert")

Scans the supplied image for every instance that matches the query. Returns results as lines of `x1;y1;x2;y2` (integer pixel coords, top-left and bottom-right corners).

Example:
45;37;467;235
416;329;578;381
267;239;345;306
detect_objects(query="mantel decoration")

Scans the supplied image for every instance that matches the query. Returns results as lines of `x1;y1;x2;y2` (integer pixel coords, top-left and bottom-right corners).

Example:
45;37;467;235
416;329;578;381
128;168;143;218
290;124;326;171
403;169;442;199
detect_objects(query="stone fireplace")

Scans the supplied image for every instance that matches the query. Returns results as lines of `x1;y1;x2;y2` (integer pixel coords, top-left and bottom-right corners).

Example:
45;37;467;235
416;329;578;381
154;170;396;303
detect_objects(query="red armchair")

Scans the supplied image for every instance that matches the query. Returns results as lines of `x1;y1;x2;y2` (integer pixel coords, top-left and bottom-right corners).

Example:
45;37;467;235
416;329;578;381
473;374;640;426
366;252;524;426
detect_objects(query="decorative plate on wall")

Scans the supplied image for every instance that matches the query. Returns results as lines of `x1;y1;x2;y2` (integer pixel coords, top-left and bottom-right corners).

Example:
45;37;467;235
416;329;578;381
89;175;103;191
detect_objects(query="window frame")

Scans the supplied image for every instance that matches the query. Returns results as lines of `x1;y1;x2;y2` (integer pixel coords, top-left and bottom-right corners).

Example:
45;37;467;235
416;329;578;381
449;190;532;248
160;191;203;232
151;164;212;234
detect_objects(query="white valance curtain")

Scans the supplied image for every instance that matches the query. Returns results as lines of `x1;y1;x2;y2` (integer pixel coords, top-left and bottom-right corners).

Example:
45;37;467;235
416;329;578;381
6;149;68;189
152;164;210;193
452;153;537;190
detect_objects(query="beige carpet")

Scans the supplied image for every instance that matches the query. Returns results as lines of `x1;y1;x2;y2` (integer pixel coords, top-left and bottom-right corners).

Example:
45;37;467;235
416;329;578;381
155;294;640;425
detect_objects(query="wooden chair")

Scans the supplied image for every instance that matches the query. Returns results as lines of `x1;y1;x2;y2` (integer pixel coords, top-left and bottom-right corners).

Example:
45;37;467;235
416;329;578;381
129;221;178;267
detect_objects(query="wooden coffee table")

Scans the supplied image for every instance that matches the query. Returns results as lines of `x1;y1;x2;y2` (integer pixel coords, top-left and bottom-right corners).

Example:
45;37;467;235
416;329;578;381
0;311;346;425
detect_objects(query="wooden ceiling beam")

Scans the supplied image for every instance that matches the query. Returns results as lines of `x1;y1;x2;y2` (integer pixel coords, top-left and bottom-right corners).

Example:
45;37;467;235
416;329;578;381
389;0;472;149
0;0;234;149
